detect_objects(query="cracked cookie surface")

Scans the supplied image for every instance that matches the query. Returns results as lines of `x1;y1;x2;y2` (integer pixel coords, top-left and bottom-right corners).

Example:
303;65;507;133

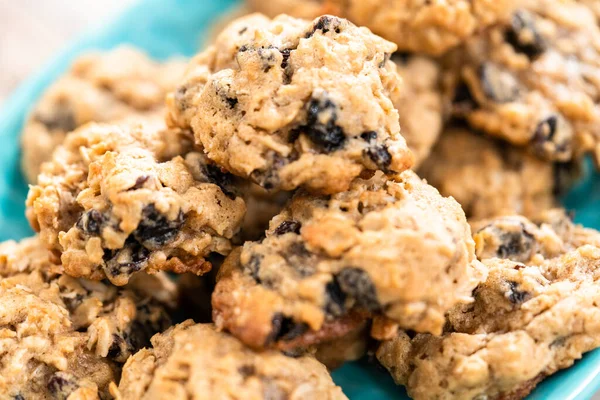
444;0;600;163
419;127;579;220
26;120;246;286
377;213;600;400
115;320;347;400
168;13;413;194
21;47;186;183
0;236;176;399
212;170;484;352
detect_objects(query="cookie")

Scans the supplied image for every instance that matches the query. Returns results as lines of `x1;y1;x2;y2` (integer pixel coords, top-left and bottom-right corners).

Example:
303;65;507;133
393;54;443;166
167;14;414;194
0;236;176;399
580;0;600;21
21;46;186;183
247;0;324;20
212;170;485;353
419;127;579;219
248;0;516;56
114;320;347;399
377;214;600;400
26;119;246;286
445;0;600;163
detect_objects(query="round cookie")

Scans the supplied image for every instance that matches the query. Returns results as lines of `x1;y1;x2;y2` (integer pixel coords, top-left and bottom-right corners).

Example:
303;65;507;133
377;236;600;400
0;236;176;399
248;0;516;56
419;127;579;220
168;14;414;194
21;46;186;183
114;320;347;399
444;0;600;163
212;170;485;352
393;54;443;166
26;119;246;286
377;214;600;400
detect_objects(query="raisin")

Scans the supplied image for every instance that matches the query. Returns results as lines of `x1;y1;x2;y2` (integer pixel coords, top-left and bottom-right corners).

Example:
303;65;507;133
273;220;302;235
265;313;309;345
134;204;184;248
480;63;520;103
507;281;530;304
47;372;79;400
505;10;546;60
204;164;237;199
305;15;342;38
104;239;150;278
34;104;76;132
280;49;292;69
225;97;238;108
365;145;392;172
107;334;127;360
360;131;377;142
324;277;347;317
244;254;263;282
531;115;572;160
299;97;346;152
128;175;151;191
238;364;256;378
496;227;535;261
336;267;380;312
251;152;291;190
76;209;105;236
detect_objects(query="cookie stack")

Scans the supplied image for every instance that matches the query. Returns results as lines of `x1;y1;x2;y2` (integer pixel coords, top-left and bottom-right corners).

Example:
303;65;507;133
7;1;600;399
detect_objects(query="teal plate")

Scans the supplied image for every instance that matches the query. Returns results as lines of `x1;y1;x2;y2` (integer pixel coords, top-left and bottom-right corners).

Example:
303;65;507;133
1;0;600;398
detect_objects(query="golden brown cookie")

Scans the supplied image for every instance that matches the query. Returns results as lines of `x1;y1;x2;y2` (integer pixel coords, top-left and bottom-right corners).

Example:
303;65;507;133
212;170;484;353
444;0;600;163
168;14;413;194
114;321;347;399
248;0;516;55
419;127;579;219
21;47;186;183
26;119;246;286
0;236;175;399
377;213;600;400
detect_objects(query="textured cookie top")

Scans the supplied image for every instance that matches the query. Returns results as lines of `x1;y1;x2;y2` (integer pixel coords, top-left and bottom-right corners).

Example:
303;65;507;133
168;13;413;194
248;0;516;55
419;127;578;220
26;120;246;285
212;170;484;351
21;46;186;183
115;321;347;400
0;236;175;399
445;0;600;163
377;213;600;400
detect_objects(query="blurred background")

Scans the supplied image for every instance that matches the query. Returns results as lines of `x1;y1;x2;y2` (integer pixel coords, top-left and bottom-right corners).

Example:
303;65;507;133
0;0;135;106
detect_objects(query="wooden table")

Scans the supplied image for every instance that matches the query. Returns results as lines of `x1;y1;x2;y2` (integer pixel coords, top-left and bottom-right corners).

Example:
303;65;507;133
0;0;135;106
